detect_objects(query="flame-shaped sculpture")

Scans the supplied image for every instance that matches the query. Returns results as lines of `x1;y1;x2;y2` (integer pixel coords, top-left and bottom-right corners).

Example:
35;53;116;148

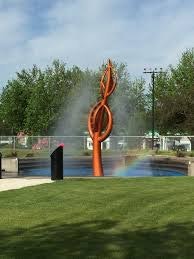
88;59;117;176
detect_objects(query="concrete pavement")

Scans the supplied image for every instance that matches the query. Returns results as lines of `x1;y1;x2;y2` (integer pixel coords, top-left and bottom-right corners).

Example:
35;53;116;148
0;177;53;192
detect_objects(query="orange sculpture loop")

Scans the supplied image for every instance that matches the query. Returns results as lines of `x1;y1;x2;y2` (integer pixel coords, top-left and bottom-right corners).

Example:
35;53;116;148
88;59;117;176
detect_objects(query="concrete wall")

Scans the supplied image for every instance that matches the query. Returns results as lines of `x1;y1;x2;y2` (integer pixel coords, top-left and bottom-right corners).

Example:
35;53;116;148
188;161;194;176
2;158;18;173
3;155;194;176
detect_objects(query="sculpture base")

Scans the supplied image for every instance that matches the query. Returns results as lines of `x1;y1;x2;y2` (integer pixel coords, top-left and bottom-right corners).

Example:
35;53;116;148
93;132;104;177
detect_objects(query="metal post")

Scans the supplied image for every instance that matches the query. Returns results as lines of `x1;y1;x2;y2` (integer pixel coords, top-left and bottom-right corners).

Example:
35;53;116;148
49;136;51;155
143;68;166;150
84;136;86;150
0;152;2;179
13;136;16;152
152;72;155;150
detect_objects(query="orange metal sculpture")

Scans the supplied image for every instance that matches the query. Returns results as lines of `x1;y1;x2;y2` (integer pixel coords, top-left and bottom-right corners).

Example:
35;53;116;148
88;59;117;176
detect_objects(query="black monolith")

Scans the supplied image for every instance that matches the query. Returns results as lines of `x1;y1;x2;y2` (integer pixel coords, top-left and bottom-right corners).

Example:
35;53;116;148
50;146;63;180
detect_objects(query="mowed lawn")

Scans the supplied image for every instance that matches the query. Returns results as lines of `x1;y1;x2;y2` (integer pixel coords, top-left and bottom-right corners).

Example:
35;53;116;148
1;177;194;259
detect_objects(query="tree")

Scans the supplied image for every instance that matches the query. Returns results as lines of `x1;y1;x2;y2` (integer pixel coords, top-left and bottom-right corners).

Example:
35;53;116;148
109;63;147;135
0;60;148;136
154;48;194;134
24;60;84;135
0;66;37;134
55;68;99;135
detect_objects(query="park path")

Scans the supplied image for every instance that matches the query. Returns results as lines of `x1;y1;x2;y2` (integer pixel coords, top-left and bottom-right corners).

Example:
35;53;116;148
0;177;53;192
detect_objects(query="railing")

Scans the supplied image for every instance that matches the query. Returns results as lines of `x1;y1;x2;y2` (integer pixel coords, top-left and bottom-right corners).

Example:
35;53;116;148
0;135;194;158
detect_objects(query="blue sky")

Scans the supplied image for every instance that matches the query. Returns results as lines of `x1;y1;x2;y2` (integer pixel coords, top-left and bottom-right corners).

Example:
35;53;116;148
1;0;194;88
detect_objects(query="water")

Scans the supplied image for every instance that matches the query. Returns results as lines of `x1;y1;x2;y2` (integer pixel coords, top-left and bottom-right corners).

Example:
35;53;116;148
21;167;185;177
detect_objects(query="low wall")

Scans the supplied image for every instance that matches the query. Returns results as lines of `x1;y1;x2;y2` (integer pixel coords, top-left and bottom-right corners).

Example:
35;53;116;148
188;161;194;176
2;158;18;173
10;155;194;176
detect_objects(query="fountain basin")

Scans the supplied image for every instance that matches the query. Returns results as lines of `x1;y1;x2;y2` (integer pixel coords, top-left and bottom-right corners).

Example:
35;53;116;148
18;156;186;177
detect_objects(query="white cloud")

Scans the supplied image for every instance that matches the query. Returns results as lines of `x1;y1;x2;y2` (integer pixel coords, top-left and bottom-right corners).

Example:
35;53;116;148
1;0;194;88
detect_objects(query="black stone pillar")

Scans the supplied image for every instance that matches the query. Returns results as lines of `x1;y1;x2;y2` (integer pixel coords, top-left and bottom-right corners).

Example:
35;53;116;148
50;146;63;180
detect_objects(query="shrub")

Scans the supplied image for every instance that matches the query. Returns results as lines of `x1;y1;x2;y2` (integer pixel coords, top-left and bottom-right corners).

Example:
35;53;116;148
188;152;194;157
25;153;34;157
82;151;91;156
176;150;185;157
4;151;17;157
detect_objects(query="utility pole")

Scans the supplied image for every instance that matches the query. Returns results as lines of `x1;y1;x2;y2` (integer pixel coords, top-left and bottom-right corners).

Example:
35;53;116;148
143;68;165;150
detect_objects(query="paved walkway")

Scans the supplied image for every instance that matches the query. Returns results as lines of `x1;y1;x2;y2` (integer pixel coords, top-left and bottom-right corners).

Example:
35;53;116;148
0;175;120;192
0;177;53;192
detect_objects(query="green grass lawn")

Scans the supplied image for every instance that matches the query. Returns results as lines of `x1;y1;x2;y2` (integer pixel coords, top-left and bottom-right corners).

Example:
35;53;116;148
1;177;194;258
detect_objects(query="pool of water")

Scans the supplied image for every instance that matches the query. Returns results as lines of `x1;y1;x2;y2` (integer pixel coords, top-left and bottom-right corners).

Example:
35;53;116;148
21;166;185;177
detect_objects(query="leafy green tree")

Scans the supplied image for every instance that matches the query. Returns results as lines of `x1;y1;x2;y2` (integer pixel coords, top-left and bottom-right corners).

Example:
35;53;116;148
55;69;99;135
0;66;38;134
109;63;147;135
25;60;84;135
0;60;148;136
154;48;194;134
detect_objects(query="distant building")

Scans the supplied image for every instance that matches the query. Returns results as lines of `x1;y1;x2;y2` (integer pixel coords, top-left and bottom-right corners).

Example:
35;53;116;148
165;136;191;151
